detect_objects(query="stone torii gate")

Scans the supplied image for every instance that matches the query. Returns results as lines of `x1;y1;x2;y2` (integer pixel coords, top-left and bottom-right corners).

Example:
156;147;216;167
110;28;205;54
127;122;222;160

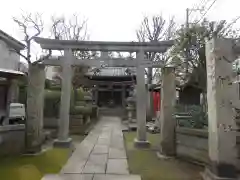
31;37;175;152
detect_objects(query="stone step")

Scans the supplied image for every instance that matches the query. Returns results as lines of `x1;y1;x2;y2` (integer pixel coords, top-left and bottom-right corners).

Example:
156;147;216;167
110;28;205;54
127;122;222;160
42;174;141;180
99;108;124;117
70;122;83;126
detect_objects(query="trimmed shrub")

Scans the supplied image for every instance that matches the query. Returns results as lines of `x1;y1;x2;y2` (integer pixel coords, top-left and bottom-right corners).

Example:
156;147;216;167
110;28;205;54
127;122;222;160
70;105;92;115
44;90;61;118
75;88;84;101
75;101;86;106
18;82;86;118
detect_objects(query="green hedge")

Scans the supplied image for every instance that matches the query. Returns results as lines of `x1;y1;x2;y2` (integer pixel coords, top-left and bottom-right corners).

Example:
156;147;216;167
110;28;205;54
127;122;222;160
44;88;86;117
18;84;87;118
175;104;208;129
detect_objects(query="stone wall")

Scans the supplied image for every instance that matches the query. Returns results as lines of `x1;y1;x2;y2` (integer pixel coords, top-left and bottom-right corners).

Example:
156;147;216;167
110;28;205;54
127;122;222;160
176;127;240;171
176;127;209;165
0;125;25;156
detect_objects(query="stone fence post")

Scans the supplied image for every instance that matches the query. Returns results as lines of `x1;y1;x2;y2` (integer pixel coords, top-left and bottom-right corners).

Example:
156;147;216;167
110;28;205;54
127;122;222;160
158;67;176;157
202;37;238;179
26;63;45;153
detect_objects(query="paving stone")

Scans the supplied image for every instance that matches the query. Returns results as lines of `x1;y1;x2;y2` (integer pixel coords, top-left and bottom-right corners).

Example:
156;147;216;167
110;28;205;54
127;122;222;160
61;139;96;173
59;116;136;177
106;159;129;175
92;145;109;154
42;174;93;180
74;141;95;158
61;158;86;173
82;154;107;174
97;138;110;145
93;174;141;180
109;148;127;159
110;140;125;149
82;163;106;174
88;154;108;165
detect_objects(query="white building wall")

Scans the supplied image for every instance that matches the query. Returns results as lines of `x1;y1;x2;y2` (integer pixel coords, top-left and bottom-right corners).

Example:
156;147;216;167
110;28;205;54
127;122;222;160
45;66;60;80
0;40;20;71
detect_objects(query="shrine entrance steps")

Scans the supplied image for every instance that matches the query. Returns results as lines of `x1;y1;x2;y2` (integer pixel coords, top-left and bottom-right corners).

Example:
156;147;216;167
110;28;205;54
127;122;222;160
98;107;125;117
42;116;141;180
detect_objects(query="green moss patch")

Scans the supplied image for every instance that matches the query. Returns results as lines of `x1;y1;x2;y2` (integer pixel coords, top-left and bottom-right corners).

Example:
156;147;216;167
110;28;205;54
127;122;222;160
124;132;203;180
0;148;70;180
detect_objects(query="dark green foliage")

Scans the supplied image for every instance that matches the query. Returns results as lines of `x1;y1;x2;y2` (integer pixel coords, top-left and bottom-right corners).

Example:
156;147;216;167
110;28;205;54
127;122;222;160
188;105;208;129
175;104;208;129
172;19;240;91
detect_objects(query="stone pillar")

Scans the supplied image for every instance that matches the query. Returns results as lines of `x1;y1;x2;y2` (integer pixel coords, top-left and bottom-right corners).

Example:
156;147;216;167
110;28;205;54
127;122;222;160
26;64;45;153
158;67;176;157
146;89;151;120
7;79;19;103
134;51;150;148
54;49;73;148
202;38;238;179
122;85;126;107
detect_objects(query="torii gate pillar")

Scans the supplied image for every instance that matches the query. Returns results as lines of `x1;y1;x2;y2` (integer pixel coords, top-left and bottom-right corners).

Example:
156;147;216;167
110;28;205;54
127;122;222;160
134;51;150;148
53;49;73;148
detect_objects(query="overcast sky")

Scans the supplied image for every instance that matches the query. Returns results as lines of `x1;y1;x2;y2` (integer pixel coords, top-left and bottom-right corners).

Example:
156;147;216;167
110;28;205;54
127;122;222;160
0;0;239;55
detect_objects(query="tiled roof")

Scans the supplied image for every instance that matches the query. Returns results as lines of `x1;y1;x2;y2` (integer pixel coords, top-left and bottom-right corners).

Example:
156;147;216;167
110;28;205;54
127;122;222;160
0;29;25;50
86;67;136;77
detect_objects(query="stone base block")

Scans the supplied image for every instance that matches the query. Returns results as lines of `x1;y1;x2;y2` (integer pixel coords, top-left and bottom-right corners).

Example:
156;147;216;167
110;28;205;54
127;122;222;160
53;138;72;148
134;138;150;148
156;152;174;160
201;168;237;180
24;148;47;156
25;145;43;155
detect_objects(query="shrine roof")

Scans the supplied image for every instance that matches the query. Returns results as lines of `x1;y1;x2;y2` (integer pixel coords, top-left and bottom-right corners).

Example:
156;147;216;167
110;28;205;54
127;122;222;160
86;67;136;77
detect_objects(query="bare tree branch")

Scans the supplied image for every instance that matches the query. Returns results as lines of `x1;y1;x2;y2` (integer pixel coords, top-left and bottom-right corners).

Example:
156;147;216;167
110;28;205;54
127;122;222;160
136;14;177;83
10;49;28;60
50;14;90;88
13;12;44;64
32;50;52;65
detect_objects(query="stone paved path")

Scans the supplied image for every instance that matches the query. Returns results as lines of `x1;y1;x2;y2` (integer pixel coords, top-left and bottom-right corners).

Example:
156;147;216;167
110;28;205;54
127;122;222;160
43;116;141;180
